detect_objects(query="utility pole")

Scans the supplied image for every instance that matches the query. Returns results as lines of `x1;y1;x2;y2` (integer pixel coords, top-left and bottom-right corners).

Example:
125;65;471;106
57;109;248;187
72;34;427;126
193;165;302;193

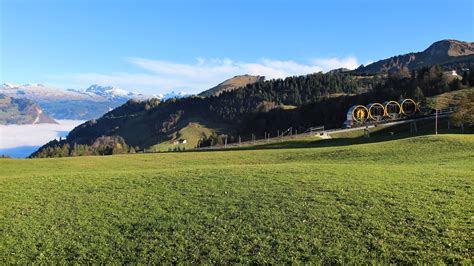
435;109;438;135
410;121;418;133
364;126;370;138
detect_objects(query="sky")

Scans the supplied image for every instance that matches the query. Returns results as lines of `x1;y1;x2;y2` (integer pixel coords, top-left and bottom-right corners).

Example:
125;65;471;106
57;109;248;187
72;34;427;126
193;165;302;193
1;0;473;95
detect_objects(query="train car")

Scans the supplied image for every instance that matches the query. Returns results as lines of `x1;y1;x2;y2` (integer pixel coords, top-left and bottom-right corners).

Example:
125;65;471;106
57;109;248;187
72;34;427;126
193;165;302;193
343;98;421;128
343;106;355;128
343;105;368;128
398;98;417;116
382;100;401;120
366;103;385;122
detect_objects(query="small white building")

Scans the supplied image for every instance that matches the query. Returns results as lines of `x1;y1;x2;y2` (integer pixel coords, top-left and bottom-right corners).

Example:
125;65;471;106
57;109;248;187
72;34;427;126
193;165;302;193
173;139;187;145
444;70;458;76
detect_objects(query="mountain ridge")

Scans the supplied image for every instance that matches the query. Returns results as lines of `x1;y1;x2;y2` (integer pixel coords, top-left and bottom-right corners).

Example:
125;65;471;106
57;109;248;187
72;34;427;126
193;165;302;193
354;39;474;74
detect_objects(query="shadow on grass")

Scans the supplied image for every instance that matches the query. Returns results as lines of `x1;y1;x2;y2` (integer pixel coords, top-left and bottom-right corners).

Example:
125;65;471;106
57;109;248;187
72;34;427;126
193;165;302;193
189;118;469;152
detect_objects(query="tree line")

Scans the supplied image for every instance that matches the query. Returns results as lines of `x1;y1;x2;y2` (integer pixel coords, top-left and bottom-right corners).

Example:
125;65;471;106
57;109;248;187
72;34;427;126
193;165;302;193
31;136;136;158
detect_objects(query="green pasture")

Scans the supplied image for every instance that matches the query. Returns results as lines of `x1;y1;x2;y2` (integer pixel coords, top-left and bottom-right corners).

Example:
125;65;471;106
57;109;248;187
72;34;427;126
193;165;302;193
0;134;473;263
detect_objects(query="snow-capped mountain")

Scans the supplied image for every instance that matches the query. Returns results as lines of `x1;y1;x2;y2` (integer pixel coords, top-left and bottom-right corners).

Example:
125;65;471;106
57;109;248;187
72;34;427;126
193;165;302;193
156;91;191;100
0;83;192;120
0;83;153;102
1;83;192;101
68;84;149;101
0;83;147;120
77;85;192;101
0;83;94;101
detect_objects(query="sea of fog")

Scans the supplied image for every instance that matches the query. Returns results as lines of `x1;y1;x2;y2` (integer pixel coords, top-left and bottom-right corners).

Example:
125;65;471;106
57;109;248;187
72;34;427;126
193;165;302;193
0;120;85;158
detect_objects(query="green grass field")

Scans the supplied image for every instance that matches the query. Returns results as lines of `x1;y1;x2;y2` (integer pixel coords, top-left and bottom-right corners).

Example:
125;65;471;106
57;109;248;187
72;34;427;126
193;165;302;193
1;134;473;263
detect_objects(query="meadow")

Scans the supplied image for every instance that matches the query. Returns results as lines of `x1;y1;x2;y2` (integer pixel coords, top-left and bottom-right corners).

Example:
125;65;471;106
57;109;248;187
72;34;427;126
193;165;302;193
0;134;473;263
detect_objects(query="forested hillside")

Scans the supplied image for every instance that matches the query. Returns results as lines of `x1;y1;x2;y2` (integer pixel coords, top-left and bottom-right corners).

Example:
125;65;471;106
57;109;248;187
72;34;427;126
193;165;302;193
31;62;474;158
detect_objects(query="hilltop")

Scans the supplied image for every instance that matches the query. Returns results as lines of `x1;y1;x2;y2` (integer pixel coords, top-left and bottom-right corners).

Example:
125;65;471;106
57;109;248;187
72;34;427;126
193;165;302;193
355;39;474;74
198;75;265;97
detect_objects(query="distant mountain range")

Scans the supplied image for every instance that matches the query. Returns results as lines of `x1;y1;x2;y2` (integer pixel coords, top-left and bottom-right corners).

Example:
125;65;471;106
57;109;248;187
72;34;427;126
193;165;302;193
67;84;148;100
0;94;56;125
354;39;474;74
0;83;191;120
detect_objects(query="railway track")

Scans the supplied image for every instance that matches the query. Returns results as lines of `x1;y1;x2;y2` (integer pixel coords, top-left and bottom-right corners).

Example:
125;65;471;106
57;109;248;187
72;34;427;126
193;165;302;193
197;109;454;150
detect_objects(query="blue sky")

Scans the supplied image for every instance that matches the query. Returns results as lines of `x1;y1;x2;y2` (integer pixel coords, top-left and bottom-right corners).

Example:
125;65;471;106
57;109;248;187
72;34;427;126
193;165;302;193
1;0;473;94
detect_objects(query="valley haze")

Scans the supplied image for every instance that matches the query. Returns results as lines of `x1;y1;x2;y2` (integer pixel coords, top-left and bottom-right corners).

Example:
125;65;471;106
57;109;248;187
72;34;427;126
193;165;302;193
0;120;84;158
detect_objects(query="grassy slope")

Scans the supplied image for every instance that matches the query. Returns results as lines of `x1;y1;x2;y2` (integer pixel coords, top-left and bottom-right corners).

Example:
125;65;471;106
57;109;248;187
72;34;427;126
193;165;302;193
198;75;262;97
428;87;474;109
148;122;215;151
0;135;473;263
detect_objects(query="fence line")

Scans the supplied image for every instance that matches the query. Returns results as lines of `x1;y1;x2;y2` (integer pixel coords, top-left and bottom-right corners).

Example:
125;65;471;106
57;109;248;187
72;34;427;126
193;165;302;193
196;110;454;151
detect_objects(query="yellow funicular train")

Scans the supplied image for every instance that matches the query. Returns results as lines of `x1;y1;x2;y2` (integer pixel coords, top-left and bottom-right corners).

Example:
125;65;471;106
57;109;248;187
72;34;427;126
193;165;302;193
344;98;418;128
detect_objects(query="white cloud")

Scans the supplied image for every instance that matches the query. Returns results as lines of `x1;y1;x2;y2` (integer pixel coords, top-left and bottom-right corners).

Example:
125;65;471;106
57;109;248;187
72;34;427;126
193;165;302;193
0;120;84;149
50;56;359;95
311;56;359;70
